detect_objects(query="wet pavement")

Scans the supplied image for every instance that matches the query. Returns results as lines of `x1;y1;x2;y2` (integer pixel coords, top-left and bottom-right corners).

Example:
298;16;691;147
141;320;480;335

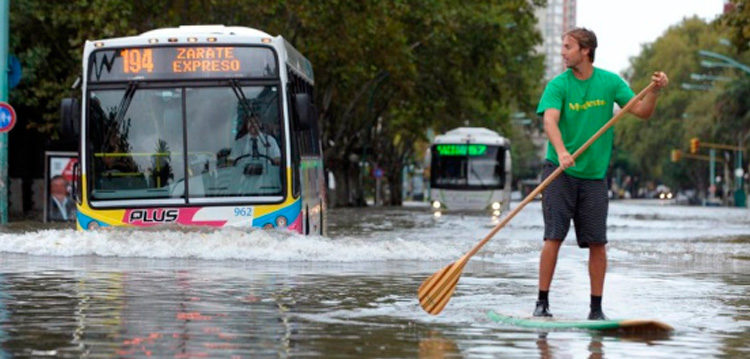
0;200;748;358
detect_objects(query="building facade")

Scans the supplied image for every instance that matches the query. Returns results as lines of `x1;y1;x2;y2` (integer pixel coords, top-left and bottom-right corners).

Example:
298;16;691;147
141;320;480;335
535;0;577;81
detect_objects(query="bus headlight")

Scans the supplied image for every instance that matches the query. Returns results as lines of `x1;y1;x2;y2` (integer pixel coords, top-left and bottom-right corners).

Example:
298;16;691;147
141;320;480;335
275;216;288;227
432;201;441;209
491;202;501;210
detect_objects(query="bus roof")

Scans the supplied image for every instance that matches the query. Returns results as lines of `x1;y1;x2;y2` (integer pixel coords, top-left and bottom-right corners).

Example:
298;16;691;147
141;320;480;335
433;127;509;146
141;25;273;38
84;25;314;83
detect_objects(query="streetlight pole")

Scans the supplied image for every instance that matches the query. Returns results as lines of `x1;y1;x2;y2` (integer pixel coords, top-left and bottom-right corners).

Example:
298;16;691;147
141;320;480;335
699;50;750;74
738;130;750;207
709;148;717;203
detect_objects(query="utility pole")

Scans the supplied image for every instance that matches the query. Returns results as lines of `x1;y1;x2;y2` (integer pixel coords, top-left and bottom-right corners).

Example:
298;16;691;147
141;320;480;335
0;0;9;224
689;138;747;206
694;49;750;207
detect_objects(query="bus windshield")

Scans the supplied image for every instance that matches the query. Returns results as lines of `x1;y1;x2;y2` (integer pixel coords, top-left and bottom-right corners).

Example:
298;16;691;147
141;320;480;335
88;84;283;202
430;144;506;189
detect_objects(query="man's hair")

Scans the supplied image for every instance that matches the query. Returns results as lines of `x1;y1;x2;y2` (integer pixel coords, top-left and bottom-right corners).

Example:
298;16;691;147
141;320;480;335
50;175;67;184
564;27;597;62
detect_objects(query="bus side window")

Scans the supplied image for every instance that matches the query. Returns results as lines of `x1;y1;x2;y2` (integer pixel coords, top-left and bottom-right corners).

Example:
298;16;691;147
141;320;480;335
288;67;318;197
288;85;301;198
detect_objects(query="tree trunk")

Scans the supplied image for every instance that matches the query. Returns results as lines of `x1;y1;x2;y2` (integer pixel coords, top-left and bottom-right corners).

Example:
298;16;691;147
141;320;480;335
331;165;348;208
330;159;366;208
387;172;403;205
348;161;366;206
385;158;403;206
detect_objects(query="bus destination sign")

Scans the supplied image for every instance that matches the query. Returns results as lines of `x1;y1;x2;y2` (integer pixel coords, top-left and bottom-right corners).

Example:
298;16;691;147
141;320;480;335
435;144;487;157
89;46;277;82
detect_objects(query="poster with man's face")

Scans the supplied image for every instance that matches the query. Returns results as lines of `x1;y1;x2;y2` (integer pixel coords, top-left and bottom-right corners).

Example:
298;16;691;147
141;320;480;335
45;152;78;223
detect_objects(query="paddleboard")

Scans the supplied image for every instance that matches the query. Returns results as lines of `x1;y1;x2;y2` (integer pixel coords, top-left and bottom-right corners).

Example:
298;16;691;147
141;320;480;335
488;310;673;333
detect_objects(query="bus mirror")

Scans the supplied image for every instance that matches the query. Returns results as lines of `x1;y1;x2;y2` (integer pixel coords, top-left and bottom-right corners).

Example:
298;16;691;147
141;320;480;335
60;98;81;138
293;93;312;130
311;103;319;133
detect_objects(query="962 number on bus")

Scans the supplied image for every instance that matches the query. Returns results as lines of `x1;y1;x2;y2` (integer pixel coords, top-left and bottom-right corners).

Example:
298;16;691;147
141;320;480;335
234;207;253;217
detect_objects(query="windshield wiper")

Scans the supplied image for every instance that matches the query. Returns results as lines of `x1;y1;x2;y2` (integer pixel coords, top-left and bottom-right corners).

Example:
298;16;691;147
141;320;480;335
228;79;268;147
101;81;138;152
114;81;139;125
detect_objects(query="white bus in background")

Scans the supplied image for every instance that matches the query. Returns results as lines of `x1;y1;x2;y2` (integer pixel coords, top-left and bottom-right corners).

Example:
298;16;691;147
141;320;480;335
427;127;511;220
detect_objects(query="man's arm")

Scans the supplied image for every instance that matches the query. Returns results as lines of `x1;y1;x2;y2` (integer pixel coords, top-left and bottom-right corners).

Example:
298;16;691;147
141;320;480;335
267;135;281;165
543;108;575;169
628;71;669;119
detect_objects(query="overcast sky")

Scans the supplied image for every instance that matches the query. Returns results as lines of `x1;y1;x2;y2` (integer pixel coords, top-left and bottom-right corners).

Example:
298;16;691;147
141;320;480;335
576;0;725;75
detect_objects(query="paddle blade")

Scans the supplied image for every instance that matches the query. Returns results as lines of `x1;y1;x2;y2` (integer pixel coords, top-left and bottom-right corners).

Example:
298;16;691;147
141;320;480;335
418;260;466;315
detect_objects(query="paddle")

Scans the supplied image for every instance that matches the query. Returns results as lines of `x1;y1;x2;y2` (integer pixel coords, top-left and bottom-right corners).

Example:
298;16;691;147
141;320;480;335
418;81;658;315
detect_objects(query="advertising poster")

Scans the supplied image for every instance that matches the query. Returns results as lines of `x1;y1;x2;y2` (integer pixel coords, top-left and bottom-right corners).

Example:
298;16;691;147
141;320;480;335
45;151;78;223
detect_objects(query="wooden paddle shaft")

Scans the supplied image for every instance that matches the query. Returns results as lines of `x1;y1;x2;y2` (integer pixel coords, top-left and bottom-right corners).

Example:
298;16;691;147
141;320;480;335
464;82;657;260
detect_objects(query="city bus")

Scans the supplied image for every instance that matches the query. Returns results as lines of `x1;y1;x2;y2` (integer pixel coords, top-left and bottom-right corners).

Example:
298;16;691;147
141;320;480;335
61;25;326;234
427;127;511;220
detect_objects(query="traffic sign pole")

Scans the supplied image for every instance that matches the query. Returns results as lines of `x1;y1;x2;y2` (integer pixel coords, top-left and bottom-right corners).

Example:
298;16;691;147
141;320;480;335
1;0;9;224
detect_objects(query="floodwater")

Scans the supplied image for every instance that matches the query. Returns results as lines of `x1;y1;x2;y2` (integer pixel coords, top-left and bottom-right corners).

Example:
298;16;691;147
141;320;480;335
0;200;748;358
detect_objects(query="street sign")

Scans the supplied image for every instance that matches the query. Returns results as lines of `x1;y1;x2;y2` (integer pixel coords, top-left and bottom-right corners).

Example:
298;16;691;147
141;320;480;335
8;55;21;89
0;102;16;133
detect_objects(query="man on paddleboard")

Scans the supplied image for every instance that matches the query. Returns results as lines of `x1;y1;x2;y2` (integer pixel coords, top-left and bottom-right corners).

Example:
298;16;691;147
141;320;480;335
534;28;668;320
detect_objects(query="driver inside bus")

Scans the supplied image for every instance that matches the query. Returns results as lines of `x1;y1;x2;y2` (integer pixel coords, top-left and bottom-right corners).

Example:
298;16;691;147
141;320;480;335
229;113;281;167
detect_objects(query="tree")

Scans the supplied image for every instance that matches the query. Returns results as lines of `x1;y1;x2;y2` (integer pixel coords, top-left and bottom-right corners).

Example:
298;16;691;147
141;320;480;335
365;0;545;205
274;0;545;206
720;0;750;53
715;1;750;152
617;17;736;193
8;0;545;208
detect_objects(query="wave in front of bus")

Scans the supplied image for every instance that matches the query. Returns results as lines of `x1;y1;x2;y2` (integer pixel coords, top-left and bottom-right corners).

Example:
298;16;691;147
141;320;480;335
252;198;302;233
76;210;111;231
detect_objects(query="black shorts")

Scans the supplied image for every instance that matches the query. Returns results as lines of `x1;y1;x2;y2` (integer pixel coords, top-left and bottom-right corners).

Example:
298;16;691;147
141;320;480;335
541;161;608;248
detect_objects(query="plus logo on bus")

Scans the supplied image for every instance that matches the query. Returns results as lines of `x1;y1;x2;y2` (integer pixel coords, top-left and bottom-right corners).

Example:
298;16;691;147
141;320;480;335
125;208;179;225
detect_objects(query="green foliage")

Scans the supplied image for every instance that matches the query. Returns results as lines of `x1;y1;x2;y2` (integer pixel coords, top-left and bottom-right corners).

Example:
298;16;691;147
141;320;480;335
720;0;750;53
507;124;542;181
714;77;750;144
8;0;545;206
368;0;544;204
617;16;750;191
9;0;167;134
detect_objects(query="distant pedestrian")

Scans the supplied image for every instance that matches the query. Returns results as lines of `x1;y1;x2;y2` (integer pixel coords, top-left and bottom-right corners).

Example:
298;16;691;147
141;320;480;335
534;27;669;320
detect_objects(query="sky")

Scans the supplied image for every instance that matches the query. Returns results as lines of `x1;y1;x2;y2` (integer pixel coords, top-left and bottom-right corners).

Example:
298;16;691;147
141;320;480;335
576;0;726;75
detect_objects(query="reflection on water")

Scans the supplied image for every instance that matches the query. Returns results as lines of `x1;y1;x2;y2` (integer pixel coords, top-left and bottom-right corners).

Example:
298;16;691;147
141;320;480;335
535;330;676;359
0;267;299;358
419;331;461;359
0;200;747;358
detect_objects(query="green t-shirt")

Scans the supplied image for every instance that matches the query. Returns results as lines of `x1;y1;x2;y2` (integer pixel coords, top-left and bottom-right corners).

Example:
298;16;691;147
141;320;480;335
536;68;634;179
